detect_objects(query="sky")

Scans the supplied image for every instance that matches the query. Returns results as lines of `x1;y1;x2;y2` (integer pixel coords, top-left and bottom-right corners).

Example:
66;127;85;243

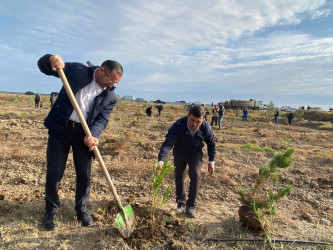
0;0;332;110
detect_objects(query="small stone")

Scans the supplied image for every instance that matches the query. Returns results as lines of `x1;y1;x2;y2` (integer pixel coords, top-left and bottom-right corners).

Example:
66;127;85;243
311;200;320;208
320;218;331;226
309;181;319;189
301;212;313;222
19;178;28;184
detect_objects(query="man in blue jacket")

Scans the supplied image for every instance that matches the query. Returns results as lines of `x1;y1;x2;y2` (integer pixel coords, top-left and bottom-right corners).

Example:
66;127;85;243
38;54;123;230
158;105;216;218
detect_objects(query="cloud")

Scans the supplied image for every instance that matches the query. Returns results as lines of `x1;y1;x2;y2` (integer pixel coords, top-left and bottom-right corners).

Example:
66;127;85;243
0;0;332;107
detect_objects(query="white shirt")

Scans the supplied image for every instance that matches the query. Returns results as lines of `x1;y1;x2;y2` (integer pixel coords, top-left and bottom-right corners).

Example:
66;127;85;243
69;72;104;122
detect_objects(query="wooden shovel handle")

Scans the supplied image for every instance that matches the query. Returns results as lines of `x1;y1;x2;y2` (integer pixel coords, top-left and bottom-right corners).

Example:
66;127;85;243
57;69;124;209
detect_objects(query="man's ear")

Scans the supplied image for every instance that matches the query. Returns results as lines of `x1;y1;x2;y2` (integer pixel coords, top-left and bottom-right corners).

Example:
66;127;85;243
98;66;106;77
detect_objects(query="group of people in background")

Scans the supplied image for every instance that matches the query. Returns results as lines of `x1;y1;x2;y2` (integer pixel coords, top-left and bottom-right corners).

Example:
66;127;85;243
210;102;225;130
34;93;56;108
209;103;295;126
34;92;295;127
274;108;293;125
145;105;164;117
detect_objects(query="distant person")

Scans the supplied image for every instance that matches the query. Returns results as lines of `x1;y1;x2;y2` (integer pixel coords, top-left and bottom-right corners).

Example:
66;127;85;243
242;107;249;121
211;105;218;127
35;93;41;108
38;53;123;230
158;105;216;218
203;110;209;121
156;105;164;116
274;109;279;124
50;94;55;107
146;106;152;117
218;102;225;130
287;111;294;126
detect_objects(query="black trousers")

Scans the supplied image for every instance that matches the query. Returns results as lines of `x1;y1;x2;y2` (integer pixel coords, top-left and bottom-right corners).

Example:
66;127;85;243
288;119;292;125
173;151;203;208
211;116;217;126
45;126;92;215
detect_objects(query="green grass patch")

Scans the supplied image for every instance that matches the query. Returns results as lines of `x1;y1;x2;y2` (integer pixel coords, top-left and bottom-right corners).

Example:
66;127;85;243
318;124;333;130
242;143;274;152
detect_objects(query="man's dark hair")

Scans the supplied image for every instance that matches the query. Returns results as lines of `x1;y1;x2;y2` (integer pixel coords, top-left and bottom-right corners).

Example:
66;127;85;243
189;105;205;117
101;60;123;76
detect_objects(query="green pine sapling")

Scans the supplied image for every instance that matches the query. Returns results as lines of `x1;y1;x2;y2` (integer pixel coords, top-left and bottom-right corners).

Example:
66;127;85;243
238;147;295;232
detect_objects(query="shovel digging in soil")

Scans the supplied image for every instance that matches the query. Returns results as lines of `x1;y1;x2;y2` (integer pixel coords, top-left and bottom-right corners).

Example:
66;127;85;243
58;69;135;238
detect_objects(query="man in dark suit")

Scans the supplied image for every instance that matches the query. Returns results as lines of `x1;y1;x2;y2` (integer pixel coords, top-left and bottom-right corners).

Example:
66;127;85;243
38;54;123;230
158;105;216;218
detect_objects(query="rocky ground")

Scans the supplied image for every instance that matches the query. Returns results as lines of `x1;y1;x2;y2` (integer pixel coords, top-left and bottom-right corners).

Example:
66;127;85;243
0;94;332;249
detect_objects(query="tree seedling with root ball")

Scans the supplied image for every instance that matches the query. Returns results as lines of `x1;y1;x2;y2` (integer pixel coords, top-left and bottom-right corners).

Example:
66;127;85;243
238;147;295;233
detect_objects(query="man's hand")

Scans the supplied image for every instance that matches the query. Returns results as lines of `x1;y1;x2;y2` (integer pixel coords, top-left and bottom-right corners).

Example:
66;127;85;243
84;136;99;151
208;162;215;175
49;54;65;71
153;161;164;173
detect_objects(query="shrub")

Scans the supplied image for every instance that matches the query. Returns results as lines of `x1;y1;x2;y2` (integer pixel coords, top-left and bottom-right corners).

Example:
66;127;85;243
304;110;333;122
116;99;127;111
265;101;275;123
294;107;305;119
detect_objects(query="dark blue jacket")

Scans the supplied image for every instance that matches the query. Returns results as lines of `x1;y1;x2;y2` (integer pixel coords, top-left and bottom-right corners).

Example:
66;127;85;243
158;117;216;162
37;54;117;138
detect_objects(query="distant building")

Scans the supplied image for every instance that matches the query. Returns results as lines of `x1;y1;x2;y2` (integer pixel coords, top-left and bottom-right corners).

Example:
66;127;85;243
225;99;264;110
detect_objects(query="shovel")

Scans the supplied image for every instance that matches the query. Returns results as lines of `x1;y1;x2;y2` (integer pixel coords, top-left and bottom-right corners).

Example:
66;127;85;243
58;68;135;238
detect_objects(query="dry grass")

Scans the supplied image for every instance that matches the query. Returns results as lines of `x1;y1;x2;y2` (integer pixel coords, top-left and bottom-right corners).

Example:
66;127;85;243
0;93;332;249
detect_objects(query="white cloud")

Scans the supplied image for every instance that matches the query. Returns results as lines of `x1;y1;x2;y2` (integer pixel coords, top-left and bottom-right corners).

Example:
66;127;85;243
0;0;332;107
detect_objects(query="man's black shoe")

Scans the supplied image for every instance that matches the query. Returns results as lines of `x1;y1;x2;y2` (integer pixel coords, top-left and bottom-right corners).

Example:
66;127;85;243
44;213;58;230
176;203;186;215
186;207;196;218
77;212;93;227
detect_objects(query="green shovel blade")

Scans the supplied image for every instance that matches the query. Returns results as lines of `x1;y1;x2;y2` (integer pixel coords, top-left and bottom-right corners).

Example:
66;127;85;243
115;205;135;238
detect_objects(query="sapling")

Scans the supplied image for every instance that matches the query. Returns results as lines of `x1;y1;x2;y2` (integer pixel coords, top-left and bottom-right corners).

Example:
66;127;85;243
150;158;175;234
265;100;275;124
281;135;292;149
254;121;261;132
294;107;305;119
238;147;295;232
19;112;25;126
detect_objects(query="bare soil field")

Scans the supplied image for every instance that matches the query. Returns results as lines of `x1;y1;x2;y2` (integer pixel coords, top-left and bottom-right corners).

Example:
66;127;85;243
0;93;332;249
